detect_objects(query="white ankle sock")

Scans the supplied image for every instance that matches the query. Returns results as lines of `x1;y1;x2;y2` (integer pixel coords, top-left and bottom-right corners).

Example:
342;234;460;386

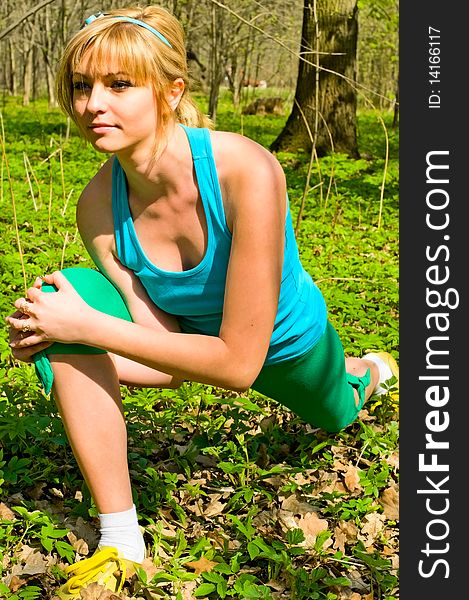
363;353;395;395
98;504;145;563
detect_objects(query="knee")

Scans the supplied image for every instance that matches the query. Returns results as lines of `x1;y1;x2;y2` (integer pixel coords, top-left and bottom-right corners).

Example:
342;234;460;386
300;389;359;433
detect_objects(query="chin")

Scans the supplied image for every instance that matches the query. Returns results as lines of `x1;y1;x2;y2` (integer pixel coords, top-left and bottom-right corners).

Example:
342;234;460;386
90;139;122;154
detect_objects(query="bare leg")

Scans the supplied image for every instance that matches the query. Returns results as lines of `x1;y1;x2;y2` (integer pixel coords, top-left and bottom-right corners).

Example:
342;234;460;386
50;353;133;514
345;357;380;407
49;353;180;513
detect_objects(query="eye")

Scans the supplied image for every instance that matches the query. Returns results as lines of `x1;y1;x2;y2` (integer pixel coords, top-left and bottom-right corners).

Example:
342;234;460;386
72;81;90;92
112;80;133;90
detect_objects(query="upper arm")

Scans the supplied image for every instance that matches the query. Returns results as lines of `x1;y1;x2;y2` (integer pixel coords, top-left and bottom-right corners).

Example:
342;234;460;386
215;134;287;380
76;161;180;333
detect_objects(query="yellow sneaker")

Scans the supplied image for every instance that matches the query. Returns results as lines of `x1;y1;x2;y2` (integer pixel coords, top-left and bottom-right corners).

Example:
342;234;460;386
56;546;137;598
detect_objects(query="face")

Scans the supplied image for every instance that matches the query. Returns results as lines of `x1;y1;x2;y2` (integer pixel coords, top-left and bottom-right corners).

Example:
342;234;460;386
72;53;158;155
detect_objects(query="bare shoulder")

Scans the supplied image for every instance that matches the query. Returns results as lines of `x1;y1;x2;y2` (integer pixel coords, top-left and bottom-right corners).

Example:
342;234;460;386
209;130;286;193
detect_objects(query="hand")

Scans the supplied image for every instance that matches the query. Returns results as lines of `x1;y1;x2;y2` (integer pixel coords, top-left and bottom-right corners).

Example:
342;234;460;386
6;272;94;350
8;309;53;362
7;277;51;362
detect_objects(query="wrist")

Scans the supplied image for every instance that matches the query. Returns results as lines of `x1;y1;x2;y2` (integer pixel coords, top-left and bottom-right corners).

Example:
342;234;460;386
74;305;103;346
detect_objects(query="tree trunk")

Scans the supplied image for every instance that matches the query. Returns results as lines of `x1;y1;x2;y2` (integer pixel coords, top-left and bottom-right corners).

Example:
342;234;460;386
43;5;57;107
22;47;33;105
207;3;225;123
392;71;399;128
8;39;17;96
271;0;359;158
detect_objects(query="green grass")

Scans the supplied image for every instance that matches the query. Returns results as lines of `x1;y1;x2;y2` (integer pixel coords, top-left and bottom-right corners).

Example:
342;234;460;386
0;94;398;599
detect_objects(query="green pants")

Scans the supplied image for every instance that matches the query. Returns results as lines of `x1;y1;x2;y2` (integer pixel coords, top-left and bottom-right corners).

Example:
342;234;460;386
34;268;132;394
252;321;369;432
35;268;368;432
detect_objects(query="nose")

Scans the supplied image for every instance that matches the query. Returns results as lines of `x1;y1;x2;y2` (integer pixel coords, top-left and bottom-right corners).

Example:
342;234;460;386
86;83;107;114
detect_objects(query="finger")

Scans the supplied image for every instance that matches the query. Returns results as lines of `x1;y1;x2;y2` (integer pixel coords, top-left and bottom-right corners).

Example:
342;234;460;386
9;327;30;343
44;271;72;290
33;276;43;289
6;309;24;320
6;315;33;331
14;298;33;315
27;271;72;300
26;286;42;301
11;341;53;362
10;333;45;349
14;328;35;340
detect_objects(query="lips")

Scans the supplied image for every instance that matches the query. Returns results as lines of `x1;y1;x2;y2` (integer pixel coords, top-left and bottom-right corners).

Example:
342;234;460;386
89;123;116;131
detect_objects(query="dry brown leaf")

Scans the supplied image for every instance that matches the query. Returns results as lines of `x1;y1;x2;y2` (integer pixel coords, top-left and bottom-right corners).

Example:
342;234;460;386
253;509;278;529
259;415;277;432
186;502;204;517
348;568;370;592
344;466;362;493
312;471;342;494
333;529;347;554
180;580;198;600
278;509;299;531
8;492;25;503
204;499;225;517
139;557;159;581
385;452;399;469
266;580;286;592
0;502;15;520
206;531;226;549
35;499;64;516
297;512;328;547
292;470;316;486
195;454;218;467
15;545;35;562
9;575;27;593
67;531;89;555
16;549;48;576
358;513;386;547
337;591;365;600
333;460;348;472
79;582;119;599
380;485;399;520
358;408;375;422
67;516;100;548
262;475;285;488
185;556;217;575
281;494;318;515
333;521;359;553
156;544;171;560
26;482;47;500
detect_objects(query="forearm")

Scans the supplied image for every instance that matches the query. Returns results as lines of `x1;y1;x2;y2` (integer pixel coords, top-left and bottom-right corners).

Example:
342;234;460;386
81;310;254;391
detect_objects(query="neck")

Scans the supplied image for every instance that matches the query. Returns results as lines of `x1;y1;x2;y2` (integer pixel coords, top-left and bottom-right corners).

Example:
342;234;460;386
115;122;190;205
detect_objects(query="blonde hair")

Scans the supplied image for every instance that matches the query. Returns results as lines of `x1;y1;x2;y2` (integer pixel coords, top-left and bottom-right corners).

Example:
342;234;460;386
56;5;212;153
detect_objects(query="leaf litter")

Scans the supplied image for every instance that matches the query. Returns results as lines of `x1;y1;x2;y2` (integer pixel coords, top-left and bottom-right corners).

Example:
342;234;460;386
0;104;399;599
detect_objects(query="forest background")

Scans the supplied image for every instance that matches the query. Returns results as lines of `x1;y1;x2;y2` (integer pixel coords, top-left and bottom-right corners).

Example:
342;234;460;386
0;1;399;599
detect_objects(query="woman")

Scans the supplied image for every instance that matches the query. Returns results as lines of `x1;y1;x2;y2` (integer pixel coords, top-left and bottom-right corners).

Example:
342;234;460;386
6;6;398;597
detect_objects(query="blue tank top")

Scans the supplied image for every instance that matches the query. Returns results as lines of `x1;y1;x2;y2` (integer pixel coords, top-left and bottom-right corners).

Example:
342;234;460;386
112;125;327;365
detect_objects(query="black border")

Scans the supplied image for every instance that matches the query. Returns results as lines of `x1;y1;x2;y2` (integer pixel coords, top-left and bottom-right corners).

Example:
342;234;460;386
400;3;467;596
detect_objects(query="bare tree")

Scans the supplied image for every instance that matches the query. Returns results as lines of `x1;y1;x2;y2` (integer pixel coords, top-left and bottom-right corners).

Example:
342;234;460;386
0;0;396;134
271;0;359;157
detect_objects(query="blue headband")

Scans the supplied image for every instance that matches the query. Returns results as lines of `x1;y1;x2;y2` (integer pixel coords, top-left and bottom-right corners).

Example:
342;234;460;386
83;12;172;48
